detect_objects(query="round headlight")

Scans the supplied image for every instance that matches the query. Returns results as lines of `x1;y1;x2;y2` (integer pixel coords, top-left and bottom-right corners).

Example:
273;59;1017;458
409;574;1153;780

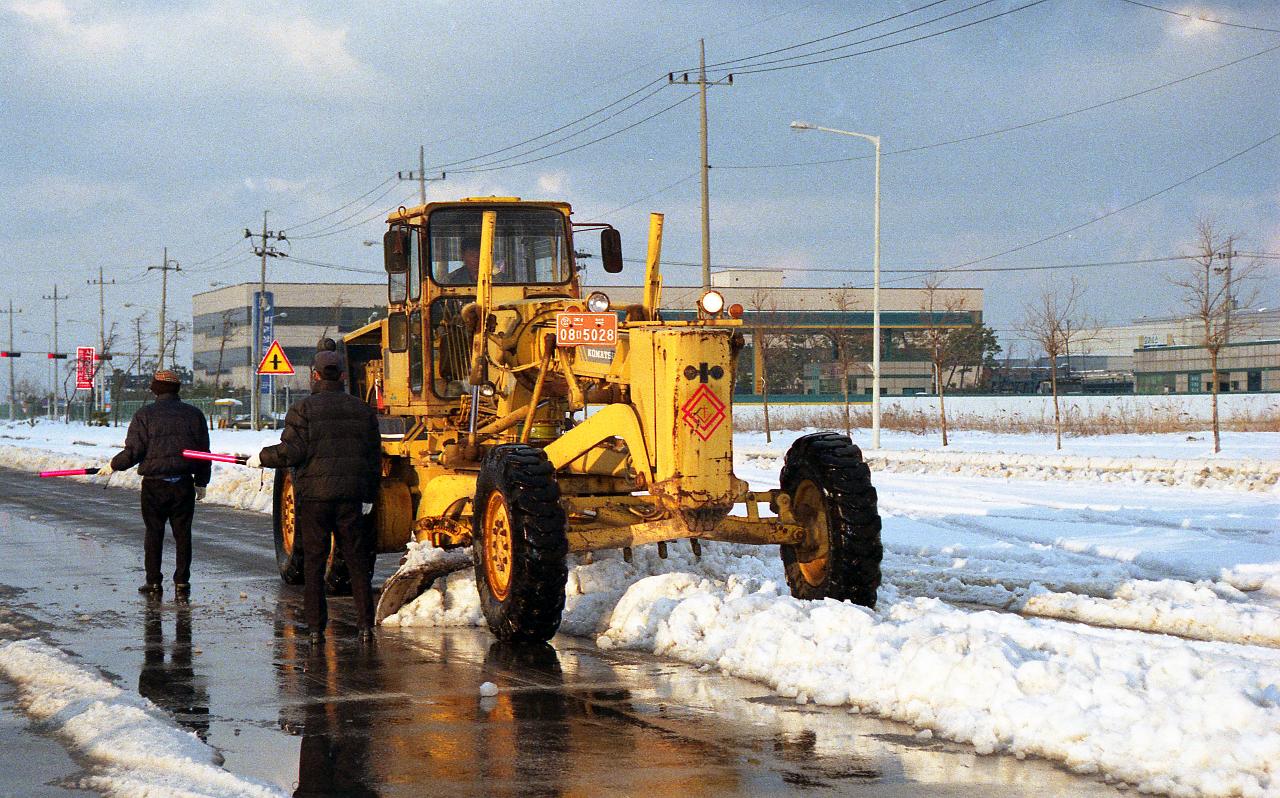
586;291;611;313
698;290;725;315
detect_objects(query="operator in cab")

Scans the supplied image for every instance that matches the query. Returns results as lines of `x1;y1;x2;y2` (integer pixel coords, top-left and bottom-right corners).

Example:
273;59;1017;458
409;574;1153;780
247;350;382;645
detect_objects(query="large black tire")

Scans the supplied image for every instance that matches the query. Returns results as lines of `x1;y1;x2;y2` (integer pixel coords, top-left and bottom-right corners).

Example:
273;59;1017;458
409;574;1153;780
271;467;358;594
273;469;305;584
473;445;569;643
779;432;882;606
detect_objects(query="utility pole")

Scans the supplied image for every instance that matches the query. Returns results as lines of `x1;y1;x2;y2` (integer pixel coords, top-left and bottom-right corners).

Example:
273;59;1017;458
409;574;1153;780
398;145;445;206
148;249;181;370
87;267;115;413
0;301;19;420
41;285;69;420
669;40;732;290
245;212;285;430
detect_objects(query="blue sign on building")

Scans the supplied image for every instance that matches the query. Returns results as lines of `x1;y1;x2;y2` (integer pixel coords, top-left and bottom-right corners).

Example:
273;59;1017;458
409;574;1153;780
252;291;275;396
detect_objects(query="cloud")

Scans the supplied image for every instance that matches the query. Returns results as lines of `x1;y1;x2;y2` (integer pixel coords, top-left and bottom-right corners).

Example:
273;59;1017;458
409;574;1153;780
536;171;570;195
3;1;378;100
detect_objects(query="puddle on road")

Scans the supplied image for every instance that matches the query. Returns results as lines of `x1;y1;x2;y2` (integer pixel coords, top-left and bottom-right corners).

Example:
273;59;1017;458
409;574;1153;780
0;487;1131;797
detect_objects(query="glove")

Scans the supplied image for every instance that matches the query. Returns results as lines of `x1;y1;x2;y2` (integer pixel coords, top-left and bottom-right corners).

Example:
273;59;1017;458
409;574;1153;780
361;502;374;516
246;453;262;469
97;462;114;477
195;486;207;501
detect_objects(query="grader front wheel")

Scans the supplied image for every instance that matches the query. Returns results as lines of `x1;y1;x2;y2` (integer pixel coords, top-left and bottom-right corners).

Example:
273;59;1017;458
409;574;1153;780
473;445;569;643
779;432;883;607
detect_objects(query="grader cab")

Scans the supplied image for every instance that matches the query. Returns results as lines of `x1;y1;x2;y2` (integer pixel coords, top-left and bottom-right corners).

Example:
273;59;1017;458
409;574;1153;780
271;196;882;642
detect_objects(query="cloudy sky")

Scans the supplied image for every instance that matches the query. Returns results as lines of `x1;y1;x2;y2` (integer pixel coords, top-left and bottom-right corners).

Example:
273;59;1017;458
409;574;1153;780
2;0;1277;381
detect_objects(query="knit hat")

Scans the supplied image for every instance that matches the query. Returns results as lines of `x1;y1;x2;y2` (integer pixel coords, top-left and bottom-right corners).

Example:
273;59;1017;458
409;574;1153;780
153;369;181;385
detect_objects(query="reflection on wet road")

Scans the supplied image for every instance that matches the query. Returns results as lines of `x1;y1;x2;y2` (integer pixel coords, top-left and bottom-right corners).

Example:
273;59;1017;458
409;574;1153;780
0;466;1126;796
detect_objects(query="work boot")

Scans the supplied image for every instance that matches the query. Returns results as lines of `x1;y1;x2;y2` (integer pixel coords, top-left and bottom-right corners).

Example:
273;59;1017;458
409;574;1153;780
174;583;191;602
137;583;162;596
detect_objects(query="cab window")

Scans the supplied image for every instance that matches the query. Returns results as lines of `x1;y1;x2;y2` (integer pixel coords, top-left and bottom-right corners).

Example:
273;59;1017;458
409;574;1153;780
428;207;570;286
408;309;423;395
407;227;422;301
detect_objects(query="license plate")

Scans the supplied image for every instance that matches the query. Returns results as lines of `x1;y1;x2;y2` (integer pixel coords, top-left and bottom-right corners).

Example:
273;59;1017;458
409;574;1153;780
555;312;617;347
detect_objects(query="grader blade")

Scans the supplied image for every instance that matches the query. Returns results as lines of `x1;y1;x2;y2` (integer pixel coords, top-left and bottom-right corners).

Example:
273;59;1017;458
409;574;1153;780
374;547;474;624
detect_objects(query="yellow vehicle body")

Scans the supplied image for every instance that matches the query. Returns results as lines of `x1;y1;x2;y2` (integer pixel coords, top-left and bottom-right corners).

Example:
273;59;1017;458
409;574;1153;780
272;196;882;642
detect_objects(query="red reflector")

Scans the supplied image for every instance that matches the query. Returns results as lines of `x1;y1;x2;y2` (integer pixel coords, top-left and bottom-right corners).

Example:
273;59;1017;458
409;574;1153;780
728;303;744;319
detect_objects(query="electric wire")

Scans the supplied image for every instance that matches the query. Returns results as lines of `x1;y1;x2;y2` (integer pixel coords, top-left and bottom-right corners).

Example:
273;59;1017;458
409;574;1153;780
451;93;699;174
1116;0;1280;34
715;42;1280;170
580;173;700;221
279;254;382;276
287;192;419;241
718;0;1051;77
281;176;398;234
885;128;1280;284
688;0;957;71
288;182;407;240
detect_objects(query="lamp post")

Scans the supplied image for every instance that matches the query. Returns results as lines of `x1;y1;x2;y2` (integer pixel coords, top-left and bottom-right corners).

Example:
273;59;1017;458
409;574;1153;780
789;120;881;448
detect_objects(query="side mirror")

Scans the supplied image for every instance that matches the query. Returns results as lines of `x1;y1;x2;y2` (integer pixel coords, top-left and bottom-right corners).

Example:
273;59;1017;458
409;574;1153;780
601;228;623;274
383;229;409;274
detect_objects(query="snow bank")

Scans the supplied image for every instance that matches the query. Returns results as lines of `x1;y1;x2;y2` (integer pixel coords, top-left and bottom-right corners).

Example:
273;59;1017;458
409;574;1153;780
738;447;1280;493
392;540;1280;796
0;638;284;798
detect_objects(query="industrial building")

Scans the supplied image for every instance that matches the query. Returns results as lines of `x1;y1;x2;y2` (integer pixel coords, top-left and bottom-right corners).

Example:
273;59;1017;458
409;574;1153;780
191;271;984;398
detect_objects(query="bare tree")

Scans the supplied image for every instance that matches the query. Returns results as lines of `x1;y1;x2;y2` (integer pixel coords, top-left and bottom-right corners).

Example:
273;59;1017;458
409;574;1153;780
1017;277;1093;450
213;309;236;393
829;285;869;438
321;292;348;342
747;288;776;442
912;276;971;447
1170;219;1261;453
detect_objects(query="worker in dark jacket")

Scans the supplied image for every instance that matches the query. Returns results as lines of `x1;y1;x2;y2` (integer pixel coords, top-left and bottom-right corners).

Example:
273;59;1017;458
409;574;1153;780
100;370;211;599
248;350;381;644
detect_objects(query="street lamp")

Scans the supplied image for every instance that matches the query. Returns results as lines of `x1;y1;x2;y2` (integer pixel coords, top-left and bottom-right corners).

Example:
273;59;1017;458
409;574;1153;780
789;120;882;448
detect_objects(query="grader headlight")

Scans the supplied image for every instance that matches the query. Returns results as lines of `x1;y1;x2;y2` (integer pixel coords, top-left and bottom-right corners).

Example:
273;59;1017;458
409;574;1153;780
698;290;725;315
586;291;611;313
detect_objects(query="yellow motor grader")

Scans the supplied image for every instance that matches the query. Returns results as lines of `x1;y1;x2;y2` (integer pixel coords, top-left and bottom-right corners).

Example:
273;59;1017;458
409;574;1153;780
271;196;882;642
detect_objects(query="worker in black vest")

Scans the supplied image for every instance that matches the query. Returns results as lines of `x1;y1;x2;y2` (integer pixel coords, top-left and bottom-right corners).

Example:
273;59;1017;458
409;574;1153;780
100;369;211;600
248;350;381;644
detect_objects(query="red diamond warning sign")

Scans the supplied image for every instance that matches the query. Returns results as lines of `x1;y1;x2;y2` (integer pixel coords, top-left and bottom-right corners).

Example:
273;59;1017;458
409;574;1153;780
257;340;294;376
680;384;726;441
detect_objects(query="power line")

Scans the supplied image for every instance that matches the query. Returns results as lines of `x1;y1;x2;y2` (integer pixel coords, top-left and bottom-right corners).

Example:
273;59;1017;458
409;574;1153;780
703;0;1002;75
883;128;1280;285
721;0;1051;77
452;93;699;174
288;182;407;240
581;173;700;221
279;254;382;276
287;192;419;241
715;42;1280;170
281;176;397;234
690;0;957;71
1116;0;1280;35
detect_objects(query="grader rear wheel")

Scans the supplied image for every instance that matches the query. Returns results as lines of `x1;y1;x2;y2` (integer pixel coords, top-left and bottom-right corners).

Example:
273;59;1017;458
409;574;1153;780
473;444;568;643
271;468;355;593
273;469;305;584
779;432;882;607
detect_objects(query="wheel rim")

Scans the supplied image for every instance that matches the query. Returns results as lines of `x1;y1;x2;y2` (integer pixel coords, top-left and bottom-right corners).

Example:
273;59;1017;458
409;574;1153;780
483;491;514;602
281;472;296;555
791;479;831;587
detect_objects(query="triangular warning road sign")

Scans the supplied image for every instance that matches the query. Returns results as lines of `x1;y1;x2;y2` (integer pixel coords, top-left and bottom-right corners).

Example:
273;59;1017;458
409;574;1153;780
257;340;295;375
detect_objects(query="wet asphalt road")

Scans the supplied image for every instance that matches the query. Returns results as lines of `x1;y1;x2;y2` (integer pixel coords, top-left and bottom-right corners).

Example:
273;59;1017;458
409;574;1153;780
0;465;1129;797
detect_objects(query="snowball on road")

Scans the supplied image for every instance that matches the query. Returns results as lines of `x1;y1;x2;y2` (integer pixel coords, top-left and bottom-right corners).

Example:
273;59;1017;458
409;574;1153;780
3;405;1279;797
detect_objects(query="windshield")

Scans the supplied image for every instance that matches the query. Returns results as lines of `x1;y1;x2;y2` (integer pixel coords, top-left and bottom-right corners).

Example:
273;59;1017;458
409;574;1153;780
428;207;571;285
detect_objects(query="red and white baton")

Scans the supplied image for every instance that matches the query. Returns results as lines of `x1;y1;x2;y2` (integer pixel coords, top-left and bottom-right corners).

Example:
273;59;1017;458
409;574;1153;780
39;467;101;478
182;449;249;465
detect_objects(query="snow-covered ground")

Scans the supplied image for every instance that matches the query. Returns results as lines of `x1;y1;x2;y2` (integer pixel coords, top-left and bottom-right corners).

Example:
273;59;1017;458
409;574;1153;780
2;416;1280;796
0;638;284;797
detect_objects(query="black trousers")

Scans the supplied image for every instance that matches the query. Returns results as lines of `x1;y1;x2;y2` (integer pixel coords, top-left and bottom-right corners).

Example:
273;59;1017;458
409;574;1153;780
297;499;374;632
140;477;195;585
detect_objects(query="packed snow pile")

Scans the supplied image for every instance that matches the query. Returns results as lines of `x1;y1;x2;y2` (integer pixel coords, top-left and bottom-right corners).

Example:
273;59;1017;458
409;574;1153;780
391;536;1280;796
736;447;1280;492
0;638;285;798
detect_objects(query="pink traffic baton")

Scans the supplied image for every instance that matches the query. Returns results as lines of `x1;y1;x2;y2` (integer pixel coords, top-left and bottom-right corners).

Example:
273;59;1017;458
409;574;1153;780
182;449;249;465
38;467;101;478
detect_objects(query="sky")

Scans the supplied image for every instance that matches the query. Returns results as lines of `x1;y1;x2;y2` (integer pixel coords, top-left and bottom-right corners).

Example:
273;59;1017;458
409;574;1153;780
1;0;1278;383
